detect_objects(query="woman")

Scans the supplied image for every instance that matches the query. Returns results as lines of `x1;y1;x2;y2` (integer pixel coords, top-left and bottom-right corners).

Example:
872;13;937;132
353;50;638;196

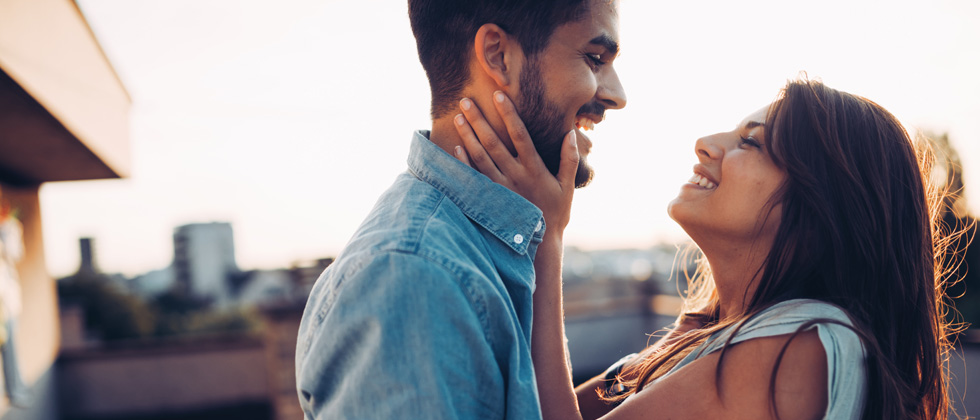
451;79;957;419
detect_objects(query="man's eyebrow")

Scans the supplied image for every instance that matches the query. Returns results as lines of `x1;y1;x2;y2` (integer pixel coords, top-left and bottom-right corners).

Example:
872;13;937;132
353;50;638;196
589;34;619;55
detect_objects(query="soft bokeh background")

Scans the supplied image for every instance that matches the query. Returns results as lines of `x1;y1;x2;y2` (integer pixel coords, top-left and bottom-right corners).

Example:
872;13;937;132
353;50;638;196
22;1;980;419
41;0;980;278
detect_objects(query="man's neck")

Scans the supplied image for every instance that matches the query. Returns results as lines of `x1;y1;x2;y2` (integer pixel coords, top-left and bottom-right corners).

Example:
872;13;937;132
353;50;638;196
428;116;465;157
426;91;516;157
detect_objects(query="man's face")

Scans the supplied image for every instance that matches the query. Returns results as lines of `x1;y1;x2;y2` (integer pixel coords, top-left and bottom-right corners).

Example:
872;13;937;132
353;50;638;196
516;0;626;188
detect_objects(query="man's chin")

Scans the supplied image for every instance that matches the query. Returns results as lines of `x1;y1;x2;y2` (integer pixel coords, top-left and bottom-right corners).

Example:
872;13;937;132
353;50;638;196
574;161;594;189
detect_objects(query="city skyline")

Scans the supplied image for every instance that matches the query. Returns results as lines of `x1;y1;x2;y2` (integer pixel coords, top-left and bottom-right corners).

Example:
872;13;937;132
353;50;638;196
40;0;980;277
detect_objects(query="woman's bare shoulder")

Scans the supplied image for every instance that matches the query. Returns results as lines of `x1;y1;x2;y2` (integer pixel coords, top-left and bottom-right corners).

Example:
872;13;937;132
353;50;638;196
602;329;827;420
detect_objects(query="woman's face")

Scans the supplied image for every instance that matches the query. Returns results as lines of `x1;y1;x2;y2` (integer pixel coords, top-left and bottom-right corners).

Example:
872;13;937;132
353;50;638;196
668;106;787;248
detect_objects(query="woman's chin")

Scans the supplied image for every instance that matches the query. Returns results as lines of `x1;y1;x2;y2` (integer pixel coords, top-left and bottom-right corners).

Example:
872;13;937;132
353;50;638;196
667;210;708;244
667;197;682;220
667;197;694;226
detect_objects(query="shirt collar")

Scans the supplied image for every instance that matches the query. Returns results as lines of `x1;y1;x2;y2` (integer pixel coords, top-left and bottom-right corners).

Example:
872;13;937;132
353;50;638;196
407;130;544;255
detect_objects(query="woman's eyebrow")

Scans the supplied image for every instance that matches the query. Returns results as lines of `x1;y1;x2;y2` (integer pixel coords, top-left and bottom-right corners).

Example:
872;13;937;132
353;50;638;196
745;121;765;129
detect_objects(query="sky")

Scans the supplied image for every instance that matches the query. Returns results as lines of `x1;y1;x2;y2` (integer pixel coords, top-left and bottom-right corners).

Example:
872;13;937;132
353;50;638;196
40;0;980;278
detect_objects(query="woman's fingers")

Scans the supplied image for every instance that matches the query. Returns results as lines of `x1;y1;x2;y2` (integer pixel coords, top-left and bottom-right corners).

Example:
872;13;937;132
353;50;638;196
459;98;523;176
491;91;546;173
556;130;580;192
453;112;505;183
452;94;575;233
454;145;472;168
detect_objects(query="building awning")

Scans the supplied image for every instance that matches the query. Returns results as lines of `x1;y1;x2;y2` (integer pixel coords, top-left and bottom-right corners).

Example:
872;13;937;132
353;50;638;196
0;0;131;185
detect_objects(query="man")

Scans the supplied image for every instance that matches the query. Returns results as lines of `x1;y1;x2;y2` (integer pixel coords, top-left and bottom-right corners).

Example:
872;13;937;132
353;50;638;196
295;0;626;418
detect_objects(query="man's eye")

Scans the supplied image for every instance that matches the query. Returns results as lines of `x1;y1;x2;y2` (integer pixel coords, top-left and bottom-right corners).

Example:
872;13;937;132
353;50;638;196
585;53;605;68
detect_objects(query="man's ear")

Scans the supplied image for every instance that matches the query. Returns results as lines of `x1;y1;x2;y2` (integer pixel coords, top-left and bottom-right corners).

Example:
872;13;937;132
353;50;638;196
473;23;522;88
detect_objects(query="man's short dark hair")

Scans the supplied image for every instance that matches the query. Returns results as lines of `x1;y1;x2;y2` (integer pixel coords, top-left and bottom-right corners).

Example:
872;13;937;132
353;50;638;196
408;0;592;118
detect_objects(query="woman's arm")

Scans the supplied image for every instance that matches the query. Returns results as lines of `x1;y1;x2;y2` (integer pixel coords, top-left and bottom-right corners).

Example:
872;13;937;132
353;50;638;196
576;374;617;420
575;316;706;420
454;91;582;420
532;230;582;419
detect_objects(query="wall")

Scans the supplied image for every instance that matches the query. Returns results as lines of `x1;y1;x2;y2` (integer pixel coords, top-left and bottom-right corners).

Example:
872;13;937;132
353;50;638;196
0;1;130;417
0;0;130;179
261;304;304;420
950;342;980;419
58;337;269;419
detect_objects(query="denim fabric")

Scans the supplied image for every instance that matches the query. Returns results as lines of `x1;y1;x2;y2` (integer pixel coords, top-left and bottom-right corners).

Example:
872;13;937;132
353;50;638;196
296;131;546;420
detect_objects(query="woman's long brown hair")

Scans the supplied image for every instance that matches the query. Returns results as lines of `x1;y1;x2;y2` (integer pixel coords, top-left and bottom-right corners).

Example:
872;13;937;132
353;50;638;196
604;78;962;419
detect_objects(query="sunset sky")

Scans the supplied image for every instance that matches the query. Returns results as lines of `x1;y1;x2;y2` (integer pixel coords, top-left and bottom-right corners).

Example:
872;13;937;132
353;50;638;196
41;0;980;277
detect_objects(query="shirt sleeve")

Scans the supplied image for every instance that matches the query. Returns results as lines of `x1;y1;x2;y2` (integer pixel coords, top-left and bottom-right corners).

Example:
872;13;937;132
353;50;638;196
296;251;506;420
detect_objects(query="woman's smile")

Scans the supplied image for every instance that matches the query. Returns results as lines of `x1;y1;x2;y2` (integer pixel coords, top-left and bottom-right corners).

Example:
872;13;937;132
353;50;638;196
668;105;785;246
685;164;720;190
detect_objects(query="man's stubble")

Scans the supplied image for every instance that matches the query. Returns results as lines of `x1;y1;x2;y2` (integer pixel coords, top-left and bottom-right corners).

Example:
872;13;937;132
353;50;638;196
517;57;594;189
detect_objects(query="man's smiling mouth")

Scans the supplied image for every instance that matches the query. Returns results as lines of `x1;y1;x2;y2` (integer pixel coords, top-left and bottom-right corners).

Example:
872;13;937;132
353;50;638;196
576;115;600;131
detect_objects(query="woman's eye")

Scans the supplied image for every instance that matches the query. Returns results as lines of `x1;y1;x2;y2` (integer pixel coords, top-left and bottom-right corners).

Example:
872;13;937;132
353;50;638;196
739;136;761;149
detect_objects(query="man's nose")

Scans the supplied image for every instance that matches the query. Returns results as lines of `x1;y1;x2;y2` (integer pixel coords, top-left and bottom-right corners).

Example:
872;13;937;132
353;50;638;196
596;67;627;110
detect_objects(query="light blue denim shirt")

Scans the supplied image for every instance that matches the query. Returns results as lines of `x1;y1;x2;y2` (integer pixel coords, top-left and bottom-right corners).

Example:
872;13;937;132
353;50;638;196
296;131;546;420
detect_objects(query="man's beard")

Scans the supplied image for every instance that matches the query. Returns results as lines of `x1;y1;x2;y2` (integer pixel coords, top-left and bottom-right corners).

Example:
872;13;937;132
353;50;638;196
517;59;595;188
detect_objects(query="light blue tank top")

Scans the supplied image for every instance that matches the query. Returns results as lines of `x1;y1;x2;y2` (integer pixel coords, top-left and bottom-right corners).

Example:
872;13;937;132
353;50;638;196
659;299;868;419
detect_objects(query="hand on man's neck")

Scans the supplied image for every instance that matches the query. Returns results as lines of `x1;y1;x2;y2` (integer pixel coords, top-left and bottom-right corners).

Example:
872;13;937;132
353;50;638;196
428;84;517;158
429;116;467;156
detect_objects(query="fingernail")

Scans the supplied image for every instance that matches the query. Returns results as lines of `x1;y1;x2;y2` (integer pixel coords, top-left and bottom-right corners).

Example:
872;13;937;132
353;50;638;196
460;98;471;111
494;91;505;103
454;145;463;156
454;114;465;126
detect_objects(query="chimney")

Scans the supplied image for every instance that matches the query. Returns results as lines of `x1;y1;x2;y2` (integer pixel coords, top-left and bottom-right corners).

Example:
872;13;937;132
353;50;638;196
78;237;97;274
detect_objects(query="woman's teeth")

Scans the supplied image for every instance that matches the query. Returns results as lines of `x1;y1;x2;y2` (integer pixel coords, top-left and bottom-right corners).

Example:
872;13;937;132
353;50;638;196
576;117;596;131
689;174;717;189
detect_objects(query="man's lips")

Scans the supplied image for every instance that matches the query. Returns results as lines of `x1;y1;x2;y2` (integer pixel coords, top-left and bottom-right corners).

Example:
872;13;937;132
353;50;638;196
575;102;607;131
575;114;601;131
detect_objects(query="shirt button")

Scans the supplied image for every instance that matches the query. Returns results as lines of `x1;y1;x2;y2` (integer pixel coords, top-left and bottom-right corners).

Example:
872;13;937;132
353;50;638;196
534;220;543;233
513;234;524;244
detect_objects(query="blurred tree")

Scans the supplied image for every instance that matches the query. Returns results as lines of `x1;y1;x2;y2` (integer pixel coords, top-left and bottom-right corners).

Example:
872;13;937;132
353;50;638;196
59;267;261;341
149;290;260;337
922;132;980;332
57;271;155;341
186;307;263;336
149;289;212;337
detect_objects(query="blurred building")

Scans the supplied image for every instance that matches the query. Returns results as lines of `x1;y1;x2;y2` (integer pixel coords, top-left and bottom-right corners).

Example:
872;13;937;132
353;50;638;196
172;222;240;306
0;0;130;419
54;242;328;419
128;266;176;297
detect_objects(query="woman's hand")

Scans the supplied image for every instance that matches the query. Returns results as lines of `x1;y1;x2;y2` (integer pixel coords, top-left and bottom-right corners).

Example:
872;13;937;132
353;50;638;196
454;92;583;420
452;91;579;235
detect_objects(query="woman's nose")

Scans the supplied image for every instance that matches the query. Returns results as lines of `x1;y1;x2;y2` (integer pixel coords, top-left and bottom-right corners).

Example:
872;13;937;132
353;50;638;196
695;134;724;161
